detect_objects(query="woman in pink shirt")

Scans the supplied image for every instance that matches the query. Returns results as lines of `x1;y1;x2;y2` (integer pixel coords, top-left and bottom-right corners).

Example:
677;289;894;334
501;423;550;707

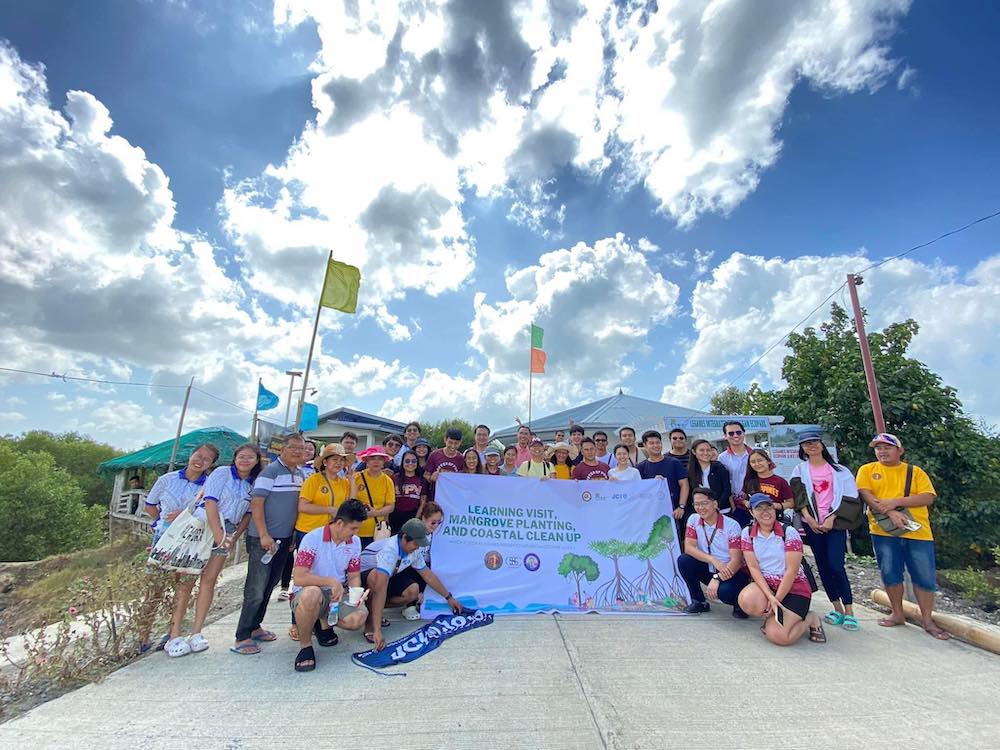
790;431;860;631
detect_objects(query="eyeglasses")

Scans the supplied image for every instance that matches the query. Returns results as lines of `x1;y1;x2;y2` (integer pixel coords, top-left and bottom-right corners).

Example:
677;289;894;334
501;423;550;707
692;500;714;507
671;436;686;441
726;430;744;437
386;442;401;448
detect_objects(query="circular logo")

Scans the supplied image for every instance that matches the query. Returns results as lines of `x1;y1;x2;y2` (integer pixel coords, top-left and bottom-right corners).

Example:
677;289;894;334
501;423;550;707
581;491;593;502
320;486;329;494
872;472;882;481
523;553;541;572
484;550;503;570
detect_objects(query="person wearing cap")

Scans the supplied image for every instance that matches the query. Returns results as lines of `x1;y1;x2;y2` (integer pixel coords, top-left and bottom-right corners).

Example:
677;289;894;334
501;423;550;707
517;438;552;477
483;446;503;475
361;517;463;650
857;433;949;640
678;487;749;617
389;450;428;534
279;443;354;606
737;492;827;646
572;437;611;480
412;437;432;475
425;428;466;499
549;442;574;479
288;499;370;672
790;431;860;631
353;446;395;548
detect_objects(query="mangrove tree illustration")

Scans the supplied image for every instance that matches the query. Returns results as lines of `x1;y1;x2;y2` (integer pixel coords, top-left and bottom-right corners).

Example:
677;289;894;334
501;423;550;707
588;539;643;606
557;553;600;609
631;515;687;606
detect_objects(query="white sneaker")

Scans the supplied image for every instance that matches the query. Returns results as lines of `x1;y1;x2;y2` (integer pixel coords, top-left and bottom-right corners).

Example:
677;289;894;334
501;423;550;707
277;589;290;601
188;633;209;653
165;636;191;658
402;605;420;621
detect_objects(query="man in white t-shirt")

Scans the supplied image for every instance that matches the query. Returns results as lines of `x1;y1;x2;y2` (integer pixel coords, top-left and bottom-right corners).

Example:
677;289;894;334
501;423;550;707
288;500;369;671
718;420;751;522
677;487;750;617
361;518;461;650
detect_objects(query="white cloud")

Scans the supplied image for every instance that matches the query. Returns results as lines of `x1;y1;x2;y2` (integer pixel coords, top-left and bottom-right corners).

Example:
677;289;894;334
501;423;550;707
663;251;1000;424
0;411;26;423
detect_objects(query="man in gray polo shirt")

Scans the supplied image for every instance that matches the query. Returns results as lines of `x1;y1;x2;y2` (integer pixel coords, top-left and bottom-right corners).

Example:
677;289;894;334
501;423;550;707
232;434;306;654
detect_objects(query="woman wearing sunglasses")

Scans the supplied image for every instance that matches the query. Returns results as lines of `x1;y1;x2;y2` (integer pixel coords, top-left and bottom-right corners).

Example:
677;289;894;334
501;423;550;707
390;450;428;534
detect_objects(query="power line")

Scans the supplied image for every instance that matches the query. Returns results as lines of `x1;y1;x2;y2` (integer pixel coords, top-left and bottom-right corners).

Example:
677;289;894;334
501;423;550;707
0;366;187;389
700;207;1000;410
192;387;256;415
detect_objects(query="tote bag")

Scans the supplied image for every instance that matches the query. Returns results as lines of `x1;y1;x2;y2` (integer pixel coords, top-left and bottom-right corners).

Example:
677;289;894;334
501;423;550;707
147;497;213;575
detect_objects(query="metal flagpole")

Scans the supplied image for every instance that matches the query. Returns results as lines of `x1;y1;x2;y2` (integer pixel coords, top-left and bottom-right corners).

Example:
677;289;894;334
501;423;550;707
167;377;195;472
250;377;261;444
846;274;886;433
295;250;332;432
527;330;533;429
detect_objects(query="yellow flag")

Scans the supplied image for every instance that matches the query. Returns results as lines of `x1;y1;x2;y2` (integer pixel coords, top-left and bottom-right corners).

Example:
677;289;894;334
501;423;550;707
320;258;361;313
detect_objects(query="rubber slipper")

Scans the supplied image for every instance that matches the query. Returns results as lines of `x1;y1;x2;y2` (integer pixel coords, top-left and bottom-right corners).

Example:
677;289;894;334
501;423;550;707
364;632;376;644
294;646;316;672
809;624;827;643
165;636;191;658
188;633;210;652
402;605;420;621
229;642;261;655
823;610;845;626
381;617;391;627
250;630;277;642
841;615;860;631
315;627;338;647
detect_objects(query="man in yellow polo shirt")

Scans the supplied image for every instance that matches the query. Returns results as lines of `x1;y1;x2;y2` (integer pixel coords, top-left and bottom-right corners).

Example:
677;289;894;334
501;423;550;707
856;433;949;640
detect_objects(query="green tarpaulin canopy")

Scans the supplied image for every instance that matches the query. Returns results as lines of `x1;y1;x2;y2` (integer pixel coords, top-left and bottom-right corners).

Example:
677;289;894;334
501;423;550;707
98;426;248;476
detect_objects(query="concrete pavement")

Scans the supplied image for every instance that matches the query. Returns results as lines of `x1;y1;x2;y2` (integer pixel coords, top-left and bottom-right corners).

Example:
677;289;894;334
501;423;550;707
1;591;998;749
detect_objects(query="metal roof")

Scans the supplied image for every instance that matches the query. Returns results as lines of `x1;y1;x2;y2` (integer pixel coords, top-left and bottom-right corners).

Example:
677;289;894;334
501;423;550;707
316;406;406;432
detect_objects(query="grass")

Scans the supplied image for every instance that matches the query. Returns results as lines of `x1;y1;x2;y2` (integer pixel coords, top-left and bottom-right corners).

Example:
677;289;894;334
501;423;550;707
938;567;1000;611
8;537;148;627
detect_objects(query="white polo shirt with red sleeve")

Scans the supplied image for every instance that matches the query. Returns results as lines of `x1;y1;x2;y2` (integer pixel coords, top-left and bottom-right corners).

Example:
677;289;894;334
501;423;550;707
740;522;811;597
290;525;361;597
684;514;742;572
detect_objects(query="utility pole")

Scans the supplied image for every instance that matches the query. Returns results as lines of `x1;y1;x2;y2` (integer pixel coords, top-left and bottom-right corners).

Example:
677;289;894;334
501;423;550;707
167;377;195;472
846;274;886;434
283;370;302;429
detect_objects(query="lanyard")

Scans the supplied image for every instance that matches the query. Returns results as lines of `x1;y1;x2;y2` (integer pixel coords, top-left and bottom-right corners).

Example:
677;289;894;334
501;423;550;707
701;522;719;553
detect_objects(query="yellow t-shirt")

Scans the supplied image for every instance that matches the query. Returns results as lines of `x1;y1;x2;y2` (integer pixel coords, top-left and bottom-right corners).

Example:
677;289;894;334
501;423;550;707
553;464;572;480
296;472;349;533
354;469;394;538
856;461;935;541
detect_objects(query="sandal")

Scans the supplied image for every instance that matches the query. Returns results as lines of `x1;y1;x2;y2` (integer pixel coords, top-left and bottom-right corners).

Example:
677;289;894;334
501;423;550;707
823;610;845;626
315;627;339;647
229;641;262;655
165;636;191;658
402;605;420;621
841;615;860;631
250;629;277;642
294;646;316;672
808;623;827;643
277;589;290;601
364;632;376;644
188;633;210;653
381;617;391;627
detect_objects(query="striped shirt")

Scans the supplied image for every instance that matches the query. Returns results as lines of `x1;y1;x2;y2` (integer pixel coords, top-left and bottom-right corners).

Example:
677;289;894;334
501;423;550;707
248;458;304;538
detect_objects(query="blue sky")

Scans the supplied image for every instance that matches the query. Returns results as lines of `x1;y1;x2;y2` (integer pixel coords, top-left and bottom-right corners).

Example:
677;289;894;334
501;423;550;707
1;0;998;450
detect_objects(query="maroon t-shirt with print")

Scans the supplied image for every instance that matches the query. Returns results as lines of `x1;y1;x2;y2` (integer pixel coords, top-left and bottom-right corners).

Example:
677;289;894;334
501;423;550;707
572;461;611;480
394;474;428;512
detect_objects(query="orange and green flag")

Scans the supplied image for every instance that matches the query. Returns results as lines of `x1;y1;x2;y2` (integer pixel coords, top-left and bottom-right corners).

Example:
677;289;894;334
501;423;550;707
530;324;546;373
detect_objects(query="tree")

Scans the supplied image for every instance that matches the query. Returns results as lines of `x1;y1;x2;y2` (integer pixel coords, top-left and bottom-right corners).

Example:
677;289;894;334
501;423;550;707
557;553;600;608
420;420;476;451
631;515;687;605
709;303;1000;567
710;383;786;417
0;445;105;561
2;431;122;507
588;539;643;606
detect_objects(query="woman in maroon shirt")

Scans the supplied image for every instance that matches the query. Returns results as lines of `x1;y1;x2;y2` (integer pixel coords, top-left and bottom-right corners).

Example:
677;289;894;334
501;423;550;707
742;449;793;510
390;450;428;533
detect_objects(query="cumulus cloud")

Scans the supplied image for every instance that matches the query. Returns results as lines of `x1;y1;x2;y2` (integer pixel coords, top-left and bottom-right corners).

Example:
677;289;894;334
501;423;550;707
662;251;1000;423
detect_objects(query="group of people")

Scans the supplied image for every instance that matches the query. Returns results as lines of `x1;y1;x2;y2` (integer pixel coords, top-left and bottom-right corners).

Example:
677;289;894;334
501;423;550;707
141;417;948;670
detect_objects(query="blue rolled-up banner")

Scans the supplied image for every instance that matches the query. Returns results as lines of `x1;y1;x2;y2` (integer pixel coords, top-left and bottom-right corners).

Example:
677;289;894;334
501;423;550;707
352;609;493;676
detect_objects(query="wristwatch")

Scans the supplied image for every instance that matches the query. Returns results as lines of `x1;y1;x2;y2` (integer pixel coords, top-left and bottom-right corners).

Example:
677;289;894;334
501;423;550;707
711;574;720;581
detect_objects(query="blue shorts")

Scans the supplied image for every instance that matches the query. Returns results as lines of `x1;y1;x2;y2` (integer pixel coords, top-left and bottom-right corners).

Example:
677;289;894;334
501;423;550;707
871;535;937;592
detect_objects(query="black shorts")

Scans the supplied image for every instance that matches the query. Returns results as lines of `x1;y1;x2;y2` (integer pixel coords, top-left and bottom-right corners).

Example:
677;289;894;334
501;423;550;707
779;593;812;620
361;568;421;599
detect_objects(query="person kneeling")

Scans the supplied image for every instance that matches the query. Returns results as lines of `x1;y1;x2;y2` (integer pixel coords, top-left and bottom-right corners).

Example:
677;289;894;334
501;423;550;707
736;494;826;646
361;518;462;650
289;500;370;672
677;487;750;617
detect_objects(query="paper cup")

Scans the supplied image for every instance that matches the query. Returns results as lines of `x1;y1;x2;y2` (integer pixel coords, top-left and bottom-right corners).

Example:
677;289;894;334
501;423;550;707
348;587;364;606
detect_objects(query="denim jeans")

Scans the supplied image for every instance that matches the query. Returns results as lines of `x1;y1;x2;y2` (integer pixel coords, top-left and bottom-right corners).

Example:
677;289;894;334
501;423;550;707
803;527;853;605
235;534;292;641
678;554;749;605
871;534;937;592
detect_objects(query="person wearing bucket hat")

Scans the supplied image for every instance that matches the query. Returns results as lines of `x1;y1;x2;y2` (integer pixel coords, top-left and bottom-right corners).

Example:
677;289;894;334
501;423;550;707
352;446;395;548
412;437;432;474
737;493;827;647
856;433;949;639
789;432;860;631
361;517;462;650
483;446;503;475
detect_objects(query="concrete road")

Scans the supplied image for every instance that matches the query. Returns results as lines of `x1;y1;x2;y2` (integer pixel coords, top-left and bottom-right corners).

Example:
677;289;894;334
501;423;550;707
1;592;998;749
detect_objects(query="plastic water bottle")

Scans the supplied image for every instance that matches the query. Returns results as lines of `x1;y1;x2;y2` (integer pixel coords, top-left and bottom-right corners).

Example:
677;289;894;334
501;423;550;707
260;539;281;565
327;598;340;626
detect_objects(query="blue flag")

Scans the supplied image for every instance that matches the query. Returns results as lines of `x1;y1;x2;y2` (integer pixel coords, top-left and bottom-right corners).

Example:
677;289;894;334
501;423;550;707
256;383;279;411
299;402;319;431
352;610;493;676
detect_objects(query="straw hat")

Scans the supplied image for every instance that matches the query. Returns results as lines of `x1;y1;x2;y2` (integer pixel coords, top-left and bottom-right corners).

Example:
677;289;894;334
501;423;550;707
315;443;347;470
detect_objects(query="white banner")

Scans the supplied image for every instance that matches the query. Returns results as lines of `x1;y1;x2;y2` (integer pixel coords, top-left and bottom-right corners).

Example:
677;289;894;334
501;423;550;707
422;474;690;616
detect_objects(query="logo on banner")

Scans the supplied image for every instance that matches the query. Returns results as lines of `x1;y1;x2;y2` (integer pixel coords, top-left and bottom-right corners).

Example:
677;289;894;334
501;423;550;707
484;550;503;570
524;553;541;572
581;491;593;502
506;556;521;568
